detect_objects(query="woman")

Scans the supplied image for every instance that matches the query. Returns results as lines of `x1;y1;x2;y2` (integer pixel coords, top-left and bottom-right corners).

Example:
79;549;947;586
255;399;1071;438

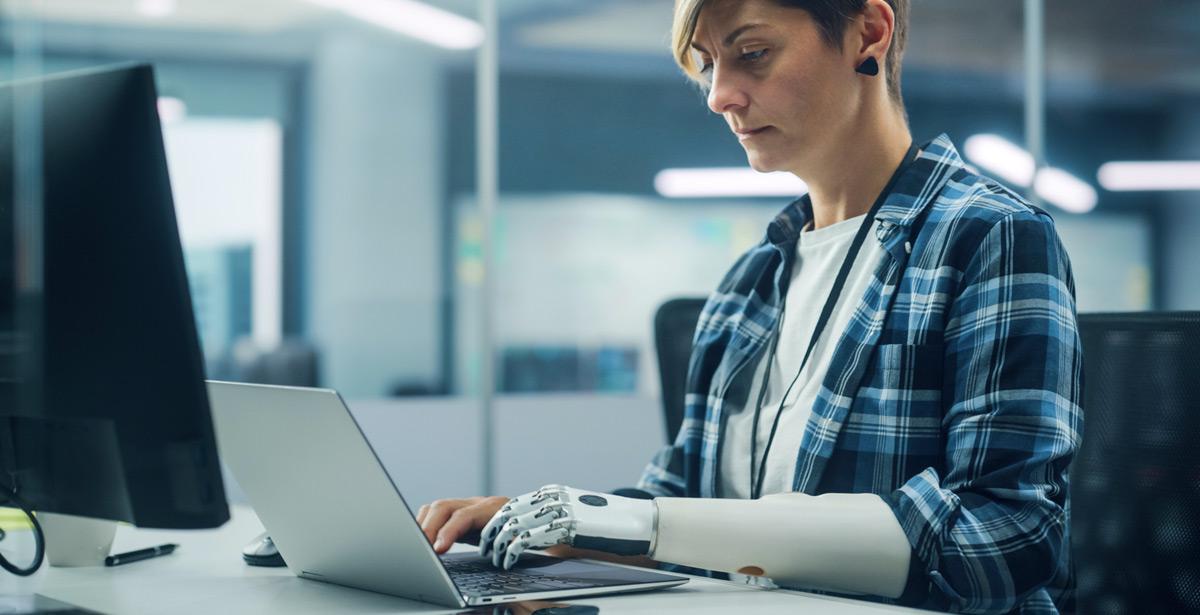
419;1;1082;612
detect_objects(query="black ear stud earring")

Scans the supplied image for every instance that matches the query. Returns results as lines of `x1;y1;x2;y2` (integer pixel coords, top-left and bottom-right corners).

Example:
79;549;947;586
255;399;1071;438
856;57;879;76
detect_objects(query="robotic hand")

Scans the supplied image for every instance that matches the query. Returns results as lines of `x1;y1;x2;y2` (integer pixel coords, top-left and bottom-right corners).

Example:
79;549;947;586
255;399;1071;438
479;485;657;570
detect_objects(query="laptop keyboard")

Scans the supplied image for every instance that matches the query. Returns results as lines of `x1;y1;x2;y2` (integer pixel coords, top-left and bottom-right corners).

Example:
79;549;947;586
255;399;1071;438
442;556;600;596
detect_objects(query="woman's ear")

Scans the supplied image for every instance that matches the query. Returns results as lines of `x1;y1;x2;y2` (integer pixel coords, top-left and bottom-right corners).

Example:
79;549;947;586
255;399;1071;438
854;0;895;71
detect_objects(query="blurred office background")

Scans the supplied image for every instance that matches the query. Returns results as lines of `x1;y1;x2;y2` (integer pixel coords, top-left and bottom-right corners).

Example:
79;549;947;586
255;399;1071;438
2;0;1198;506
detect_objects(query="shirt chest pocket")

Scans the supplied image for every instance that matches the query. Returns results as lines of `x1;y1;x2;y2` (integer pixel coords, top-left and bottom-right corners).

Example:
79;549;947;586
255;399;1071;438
855;343;947;468
869;342;946;409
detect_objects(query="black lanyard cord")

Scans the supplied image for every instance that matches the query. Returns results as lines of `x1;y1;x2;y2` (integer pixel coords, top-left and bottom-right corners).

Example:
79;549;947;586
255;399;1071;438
749;142;919;500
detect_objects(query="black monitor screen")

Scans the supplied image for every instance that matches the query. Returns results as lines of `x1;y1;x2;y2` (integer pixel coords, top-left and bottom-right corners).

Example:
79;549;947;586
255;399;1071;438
0;64;228;529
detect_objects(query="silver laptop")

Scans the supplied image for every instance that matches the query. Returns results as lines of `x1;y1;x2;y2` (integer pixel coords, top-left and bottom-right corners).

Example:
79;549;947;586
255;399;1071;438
207;380;687;608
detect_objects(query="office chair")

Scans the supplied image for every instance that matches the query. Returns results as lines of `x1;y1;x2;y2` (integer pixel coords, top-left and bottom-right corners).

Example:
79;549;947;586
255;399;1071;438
1072;311;1200;614
653;298;707;445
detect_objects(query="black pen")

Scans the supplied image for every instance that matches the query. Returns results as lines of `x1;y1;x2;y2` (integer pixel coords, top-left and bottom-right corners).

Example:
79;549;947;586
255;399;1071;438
104;543;178;567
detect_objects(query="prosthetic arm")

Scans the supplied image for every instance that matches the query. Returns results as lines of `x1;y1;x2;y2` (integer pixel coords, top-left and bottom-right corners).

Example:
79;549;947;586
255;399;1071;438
654;492;912;598
483;486;912;599
480;485;656;569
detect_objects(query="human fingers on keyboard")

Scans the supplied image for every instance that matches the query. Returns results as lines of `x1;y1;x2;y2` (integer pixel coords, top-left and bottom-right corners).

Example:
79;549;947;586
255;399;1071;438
435;500;499;552
419;498;469;545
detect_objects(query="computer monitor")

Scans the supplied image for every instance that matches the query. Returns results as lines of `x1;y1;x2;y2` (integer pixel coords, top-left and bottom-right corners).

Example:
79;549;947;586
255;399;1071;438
0;64;229;540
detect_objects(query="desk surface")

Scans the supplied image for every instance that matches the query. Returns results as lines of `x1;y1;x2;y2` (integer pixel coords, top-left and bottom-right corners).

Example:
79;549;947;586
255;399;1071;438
5;506;938;614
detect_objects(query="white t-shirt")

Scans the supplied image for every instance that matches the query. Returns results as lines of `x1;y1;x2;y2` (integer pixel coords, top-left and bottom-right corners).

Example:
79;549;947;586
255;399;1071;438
719;213;887;499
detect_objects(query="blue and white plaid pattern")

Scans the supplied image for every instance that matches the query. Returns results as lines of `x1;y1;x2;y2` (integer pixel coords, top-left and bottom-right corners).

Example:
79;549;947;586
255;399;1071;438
638;135;1083;614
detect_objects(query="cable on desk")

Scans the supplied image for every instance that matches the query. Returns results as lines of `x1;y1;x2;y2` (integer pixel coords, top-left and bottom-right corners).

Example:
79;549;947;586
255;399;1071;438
0;478;44;576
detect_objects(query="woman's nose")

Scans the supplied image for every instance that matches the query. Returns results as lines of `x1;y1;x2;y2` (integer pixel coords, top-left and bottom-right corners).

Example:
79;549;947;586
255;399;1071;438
707;66;748;115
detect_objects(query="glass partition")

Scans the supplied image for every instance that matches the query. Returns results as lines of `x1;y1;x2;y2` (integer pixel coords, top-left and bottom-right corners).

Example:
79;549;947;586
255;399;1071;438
1044;0;1199;311
471;2;774;402
0;0;483;399
1;0;46;567
1;0;47;410
0;1;486;504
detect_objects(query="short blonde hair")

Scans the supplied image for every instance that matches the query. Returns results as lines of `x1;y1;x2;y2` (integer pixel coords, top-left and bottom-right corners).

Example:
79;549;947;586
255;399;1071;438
671;0;909;105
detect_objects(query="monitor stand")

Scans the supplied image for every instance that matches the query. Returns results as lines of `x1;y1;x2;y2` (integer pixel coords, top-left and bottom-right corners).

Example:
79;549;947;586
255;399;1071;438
36;512;116;567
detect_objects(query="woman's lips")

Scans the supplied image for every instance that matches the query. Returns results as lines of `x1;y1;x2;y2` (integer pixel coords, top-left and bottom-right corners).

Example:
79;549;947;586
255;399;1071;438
736;126;771;141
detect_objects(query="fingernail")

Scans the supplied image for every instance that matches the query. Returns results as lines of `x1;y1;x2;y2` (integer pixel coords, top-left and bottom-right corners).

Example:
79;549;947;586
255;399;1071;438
434;538;444;550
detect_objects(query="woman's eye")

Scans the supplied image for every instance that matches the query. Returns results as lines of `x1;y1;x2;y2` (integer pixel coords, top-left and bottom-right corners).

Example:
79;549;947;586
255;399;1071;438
699;61;713;76
741;49;768;62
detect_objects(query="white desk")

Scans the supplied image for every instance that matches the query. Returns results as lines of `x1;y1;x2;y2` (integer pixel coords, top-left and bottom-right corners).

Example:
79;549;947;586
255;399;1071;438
4;506;938;614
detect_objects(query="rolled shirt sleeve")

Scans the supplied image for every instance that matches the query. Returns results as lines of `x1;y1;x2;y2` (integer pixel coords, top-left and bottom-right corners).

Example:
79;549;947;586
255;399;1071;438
885;209;1084;613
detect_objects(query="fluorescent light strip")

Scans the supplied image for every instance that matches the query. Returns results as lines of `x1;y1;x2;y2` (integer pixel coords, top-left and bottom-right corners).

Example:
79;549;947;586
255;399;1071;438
655;167;809;198
1034;167;1097;213
964;133;1096;213
306;0;484;50
1098;161;1200;192
137;0;175;18
964;134;1035;186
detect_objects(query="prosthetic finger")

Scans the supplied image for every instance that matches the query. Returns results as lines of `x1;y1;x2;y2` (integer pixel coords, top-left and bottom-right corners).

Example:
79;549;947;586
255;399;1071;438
490;503;565;568
479;503;516;558
479;487;559;557
488;518;525;568
479;485;570;558
502;524;571;570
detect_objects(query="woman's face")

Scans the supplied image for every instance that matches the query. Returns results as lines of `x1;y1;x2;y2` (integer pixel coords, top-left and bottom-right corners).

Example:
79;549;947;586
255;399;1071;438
691;0;859;176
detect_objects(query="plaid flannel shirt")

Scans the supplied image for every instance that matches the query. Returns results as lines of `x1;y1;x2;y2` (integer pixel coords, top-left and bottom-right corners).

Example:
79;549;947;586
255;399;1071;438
637;135;1083;614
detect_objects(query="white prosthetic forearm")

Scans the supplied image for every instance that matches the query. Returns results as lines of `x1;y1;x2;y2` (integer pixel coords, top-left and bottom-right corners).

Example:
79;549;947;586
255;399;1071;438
480;485;656;570
653;492;912;598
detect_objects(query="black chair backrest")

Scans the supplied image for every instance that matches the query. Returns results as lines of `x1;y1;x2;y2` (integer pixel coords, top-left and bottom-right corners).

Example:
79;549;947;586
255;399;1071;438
654;298;707;445
1073;311;1200;614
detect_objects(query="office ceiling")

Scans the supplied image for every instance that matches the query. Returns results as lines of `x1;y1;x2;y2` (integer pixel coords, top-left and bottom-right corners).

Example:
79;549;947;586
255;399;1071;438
1;0;550;31
908;0;1200;97
7;0;1199;98
5;0;321;32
